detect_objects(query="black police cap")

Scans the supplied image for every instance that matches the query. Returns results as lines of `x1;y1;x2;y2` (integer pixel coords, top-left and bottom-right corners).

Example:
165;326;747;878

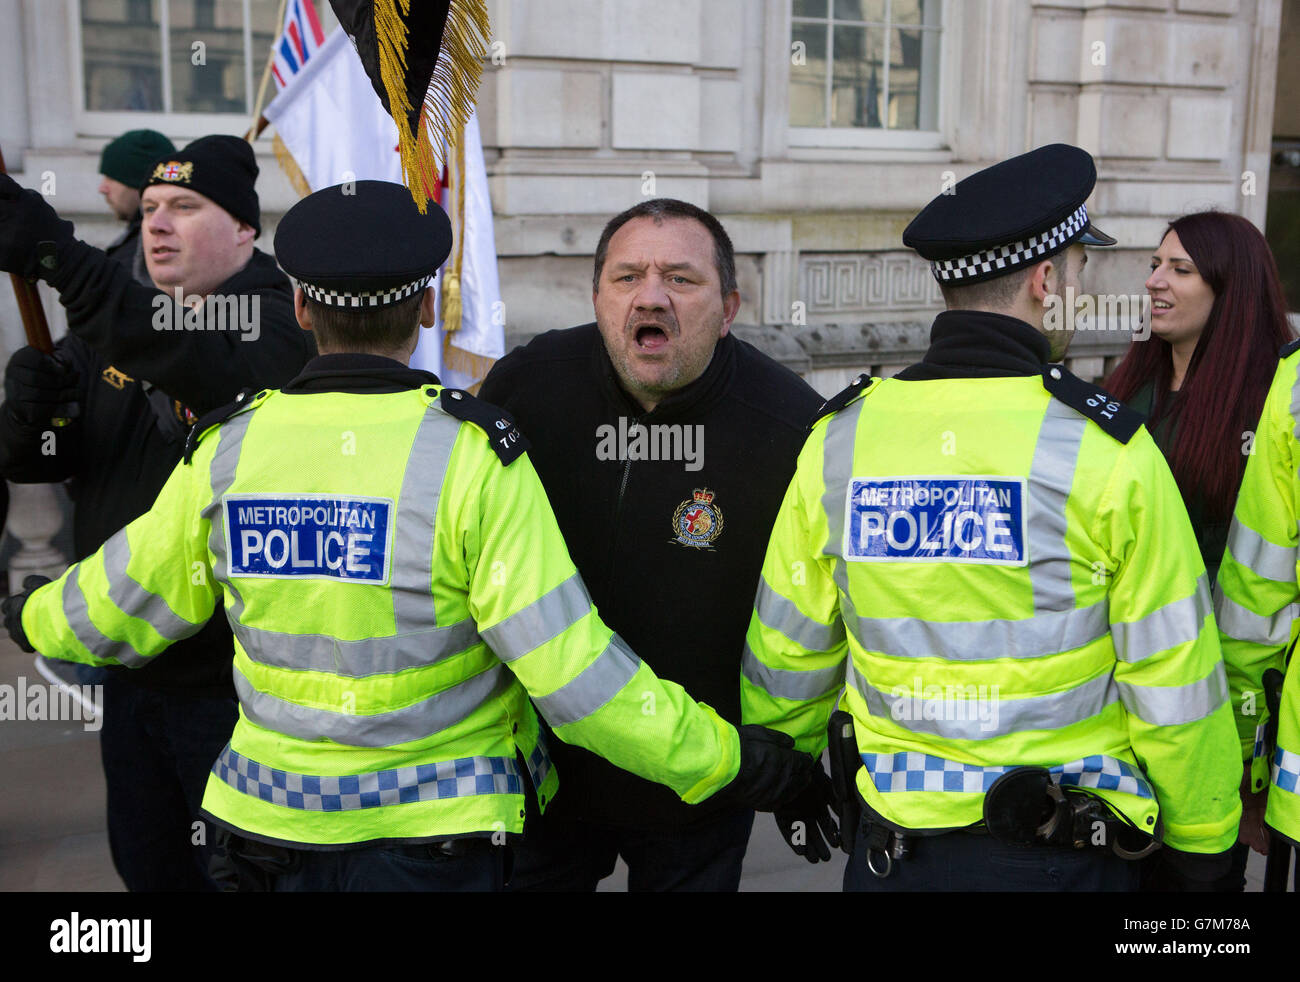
903;144;1116;286
274;180;452;310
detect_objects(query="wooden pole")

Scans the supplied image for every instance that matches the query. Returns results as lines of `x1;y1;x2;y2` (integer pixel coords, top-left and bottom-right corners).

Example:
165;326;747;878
0;145;53;354
245;0;291;142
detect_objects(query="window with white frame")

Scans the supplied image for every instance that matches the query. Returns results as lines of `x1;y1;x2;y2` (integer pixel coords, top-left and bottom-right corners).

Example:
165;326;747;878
790;0;942;139
79;0;281;114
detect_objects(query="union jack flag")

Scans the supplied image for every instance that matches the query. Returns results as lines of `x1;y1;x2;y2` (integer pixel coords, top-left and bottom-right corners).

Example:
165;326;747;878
270;0;327;91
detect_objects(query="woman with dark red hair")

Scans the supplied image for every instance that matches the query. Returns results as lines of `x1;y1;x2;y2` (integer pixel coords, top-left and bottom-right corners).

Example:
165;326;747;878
1108;211;1294;584
1107;210;1294;892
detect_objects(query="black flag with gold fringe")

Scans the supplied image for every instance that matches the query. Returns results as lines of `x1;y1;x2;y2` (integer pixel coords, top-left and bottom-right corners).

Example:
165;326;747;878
329;0;489;211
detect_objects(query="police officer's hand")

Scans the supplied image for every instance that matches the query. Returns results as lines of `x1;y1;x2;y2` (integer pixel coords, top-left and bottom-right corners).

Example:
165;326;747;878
723;725;817;812
1158;845;1233;892
2;574;52;653
774;760;840;862
0;174;76;280
4;346;80;427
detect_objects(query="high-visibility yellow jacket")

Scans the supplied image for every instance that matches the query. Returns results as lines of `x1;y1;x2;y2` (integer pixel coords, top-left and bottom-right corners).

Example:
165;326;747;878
22;377;740;848
1217;345;1300;846
742;361;1241;853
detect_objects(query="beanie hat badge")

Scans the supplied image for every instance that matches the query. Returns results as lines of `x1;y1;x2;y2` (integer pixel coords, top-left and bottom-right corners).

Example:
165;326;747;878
151;161;194;184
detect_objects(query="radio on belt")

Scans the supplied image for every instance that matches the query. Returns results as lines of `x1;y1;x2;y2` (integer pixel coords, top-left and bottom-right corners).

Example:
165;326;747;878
224;494;394;582
844;476;1027;565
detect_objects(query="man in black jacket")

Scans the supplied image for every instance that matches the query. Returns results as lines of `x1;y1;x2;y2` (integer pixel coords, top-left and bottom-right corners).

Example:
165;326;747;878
479;198;827;891
0;135;315;890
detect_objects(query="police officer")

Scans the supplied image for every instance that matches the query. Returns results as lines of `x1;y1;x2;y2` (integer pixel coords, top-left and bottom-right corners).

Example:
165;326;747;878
1217;339;1300;889
1;181;812;892
740;144;1242;891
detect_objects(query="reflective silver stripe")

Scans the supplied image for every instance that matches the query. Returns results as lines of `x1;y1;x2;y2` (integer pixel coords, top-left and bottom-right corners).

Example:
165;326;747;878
480;574;592;663
1214;592;1298;647
204;408;258;585
391;406;460;632
1111;574;1212;664
753;577;846;652
846;660;1117;740
1225;517;1298;584
232;617;482;678
852;600;1109;661
741;642;845;701
233;663;513;748
102;531;200;641
1027;402;1087;613
1117;663;1228;726
534;634;642;728
820;397;866;564
62;566;148;668
213;744;523;810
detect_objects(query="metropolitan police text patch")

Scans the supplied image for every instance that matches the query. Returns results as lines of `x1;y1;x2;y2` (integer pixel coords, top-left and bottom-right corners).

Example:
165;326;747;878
844;477;1027;565
224;495;394;582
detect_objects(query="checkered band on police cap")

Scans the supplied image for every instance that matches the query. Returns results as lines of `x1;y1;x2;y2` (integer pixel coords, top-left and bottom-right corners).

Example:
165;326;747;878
299;275;433;310
931;204;1090;284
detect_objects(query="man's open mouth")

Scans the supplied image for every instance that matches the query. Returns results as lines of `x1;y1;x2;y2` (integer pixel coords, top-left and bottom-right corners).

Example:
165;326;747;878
635;325;669;351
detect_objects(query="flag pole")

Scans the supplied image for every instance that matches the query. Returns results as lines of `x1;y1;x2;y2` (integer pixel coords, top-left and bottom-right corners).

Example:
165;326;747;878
245;0;291;142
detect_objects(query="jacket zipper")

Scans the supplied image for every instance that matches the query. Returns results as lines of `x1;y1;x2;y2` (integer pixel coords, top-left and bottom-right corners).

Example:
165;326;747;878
606;414;641;577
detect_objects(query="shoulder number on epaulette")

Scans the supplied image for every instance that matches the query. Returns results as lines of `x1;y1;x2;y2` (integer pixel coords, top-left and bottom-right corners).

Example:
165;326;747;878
437;388;530;465
1280;338;1300;359
1040;365;1142;444
182;387;266;464
815;374;878;425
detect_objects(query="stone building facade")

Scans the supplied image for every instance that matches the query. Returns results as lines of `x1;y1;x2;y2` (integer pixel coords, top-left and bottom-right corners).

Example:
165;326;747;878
0;0;1295;576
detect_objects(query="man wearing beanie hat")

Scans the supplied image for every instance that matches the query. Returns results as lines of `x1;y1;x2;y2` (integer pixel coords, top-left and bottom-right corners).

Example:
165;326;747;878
739;144;1240;892
98;128;175;285
0;134;315;891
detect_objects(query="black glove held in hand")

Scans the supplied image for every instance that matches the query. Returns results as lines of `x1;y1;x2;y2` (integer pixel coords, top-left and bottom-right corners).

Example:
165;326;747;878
4;346;80;426
723;725;816;812
0;174;76;280
774;760;841;862
3;574;52;653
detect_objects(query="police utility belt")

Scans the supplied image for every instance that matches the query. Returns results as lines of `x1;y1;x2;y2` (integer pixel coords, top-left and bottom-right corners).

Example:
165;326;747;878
827;711;1159;879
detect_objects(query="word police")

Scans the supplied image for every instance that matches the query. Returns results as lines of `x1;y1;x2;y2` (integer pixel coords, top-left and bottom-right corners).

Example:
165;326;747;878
847;477;1026;564
596;417;705;472
225;495;392;582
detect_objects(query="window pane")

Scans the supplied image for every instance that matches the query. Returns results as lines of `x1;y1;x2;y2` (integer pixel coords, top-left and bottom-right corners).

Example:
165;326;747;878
170;0;252;113
790;23;828;127
793;0;829;18
887;27;921;129
81;0;164;111
251;0;280;90
833;0;886;23
892;0;925;25
830;26;884;128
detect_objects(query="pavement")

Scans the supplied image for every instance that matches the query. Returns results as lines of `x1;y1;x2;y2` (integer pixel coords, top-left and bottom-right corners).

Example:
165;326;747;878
0;634;1267;892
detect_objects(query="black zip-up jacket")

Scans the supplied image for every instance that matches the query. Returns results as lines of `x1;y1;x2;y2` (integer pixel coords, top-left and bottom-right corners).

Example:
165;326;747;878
0;246;316;691
479;324;823;829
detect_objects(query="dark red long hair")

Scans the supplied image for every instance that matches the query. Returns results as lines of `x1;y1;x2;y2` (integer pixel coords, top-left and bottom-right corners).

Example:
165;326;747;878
1106;211;1294;522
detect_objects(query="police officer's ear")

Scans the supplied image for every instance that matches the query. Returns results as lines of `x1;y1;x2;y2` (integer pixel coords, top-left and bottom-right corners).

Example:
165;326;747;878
417;286;438;330
293;287;314;333
1027;256;1059;305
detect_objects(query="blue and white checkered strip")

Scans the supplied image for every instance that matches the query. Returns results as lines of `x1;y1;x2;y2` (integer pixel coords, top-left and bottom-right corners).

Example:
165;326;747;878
213;746;522;811
931;204;1090;283
1254;722;1268;762
527;731;553;791
1273;745;1300;795
862;750;1154;798
300;275;432;310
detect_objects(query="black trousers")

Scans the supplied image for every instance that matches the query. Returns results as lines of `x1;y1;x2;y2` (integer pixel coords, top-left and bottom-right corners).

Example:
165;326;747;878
507;806;755;892
843;819;1142;892
213;831;506;892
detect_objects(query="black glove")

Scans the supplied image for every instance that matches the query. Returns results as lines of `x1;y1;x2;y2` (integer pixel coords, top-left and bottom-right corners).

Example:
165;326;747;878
1157;845;1233;892
0;173;76;280
3;346;80;427
2;574;52;653
774;760;841;862
721;725;816;812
